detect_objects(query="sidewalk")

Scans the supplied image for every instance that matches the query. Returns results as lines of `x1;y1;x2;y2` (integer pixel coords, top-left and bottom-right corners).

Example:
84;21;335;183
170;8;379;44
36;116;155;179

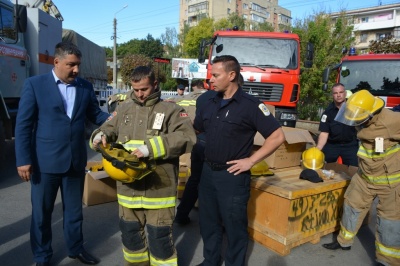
0;139;376;265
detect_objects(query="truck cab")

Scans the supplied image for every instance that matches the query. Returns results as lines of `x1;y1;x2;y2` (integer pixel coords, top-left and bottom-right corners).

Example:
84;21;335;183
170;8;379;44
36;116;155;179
322;52;400;108
199;28;313;127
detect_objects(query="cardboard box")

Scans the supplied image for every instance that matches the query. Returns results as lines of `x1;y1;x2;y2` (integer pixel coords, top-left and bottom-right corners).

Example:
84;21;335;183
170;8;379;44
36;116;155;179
83;161;117;206
248;163;356;256
254;127;315;169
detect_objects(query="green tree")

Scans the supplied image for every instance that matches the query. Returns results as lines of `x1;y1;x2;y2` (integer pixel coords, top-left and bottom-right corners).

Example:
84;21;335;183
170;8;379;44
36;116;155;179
369;35;400;53
183;18;215;57
161;27;181;58
251;21;274;32
293;12;354;120
119;54;153;87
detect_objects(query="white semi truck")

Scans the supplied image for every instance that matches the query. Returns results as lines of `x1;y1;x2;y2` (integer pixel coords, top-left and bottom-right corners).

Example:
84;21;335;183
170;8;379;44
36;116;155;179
0;0;108;155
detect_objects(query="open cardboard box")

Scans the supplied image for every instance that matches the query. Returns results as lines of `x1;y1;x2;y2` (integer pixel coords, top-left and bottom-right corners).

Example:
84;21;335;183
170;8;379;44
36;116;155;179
253;126;315;169
83;161;117;206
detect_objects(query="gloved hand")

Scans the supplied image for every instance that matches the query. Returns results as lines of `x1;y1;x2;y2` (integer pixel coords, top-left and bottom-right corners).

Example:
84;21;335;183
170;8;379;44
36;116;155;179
137;145;150;157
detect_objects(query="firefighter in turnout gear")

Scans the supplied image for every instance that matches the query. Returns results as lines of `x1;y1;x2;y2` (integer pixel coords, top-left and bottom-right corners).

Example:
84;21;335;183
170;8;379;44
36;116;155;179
91;66;196;266
322;90;400;266
108;92;131;113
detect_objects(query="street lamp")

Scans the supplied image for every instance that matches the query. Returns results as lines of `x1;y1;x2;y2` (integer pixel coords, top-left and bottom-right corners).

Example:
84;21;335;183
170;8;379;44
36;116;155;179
113;4;128;92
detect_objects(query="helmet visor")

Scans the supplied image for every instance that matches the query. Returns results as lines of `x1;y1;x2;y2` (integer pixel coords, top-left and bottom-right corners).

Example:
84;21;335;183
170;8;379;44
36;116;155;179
334;102;372;126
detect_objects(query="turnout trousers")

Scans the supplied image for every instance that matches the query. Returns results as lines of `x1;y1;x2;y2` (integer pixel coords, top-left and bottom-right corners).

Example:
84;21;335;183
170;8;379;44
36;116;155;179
199;162;251;266
337;173;400;266
119;205;177;266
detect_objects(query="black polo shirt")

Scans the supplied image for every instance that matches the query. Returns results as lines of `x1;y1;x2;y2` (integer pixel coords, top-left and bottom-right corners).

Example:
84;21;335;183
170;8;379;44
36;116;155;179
319;102;357;143
194;88;281;164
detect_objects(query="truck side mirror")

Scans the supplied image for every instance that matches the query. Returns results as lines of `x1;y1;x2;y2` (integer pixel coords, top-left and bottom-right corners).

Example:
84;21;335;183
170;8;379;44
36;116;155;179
322;68;330;83
306;42;314;61
14;5;27;33
198;39;206;63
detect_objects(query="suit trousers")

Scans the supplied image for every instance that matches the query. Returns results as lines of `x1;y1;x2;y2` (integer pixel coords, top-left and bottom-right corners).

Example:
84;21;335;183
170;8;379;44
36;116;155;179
199;162;251;266
30;167;85;263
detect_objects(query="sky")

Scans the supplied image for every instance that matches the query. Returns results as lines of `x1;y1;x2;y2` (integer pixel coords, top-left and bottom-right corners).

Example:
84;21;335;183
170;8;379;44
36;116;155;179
52;0;400;48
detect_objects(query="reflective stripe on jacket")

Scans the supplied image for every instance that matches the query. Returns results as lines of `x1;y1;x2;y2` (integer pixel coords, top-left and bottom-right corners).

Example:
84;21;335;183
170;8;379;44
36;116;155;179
99;90;196;208
357;108;400;185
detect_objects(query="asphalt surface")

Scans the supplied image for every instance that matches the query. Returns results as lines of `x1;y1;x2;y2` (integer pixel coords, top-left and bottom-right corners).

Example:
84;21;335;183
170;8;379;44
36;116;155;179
0;139;378;266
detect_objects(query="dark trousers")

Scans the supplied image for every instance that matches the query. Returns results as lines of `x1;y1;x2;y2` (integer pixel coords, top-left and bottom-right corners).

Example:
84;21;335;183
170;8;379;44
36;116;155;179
175;139;205;220
30;167;85;263
199;162;250;266
322;140;359;167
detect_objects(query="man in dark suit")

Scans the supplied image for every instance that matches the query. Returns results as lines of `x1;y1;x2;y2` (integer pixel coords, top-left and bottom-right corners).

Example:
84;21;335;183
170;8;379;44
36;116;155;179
15;42;110;266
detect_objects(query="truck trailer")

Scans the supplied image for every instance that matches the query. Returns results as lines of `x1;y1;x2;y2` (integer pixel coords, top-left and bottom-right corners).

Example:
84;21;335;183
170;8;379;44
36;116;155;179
0;0;108;153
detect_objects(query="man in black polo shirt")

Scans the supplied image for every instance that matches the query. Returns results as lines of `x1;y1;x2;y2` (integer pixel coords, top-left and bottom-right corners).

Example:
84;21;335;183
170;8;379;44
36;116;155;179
193;55;285;266
316;83;358;166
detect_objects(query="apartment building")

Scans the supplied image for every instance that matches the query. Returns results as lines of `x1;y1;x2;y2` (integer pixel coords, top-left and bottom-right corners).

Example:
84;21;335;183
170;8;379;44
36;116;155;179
179;0;291;32
330;3;400;53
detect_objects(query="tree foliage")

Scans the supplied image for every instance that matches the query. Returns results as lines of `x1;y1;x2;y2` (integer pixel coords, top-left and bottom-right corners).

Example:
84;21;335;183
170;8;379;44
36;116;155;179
369;35;400;53
160;27;181;58
120;55;152;87
293;12;354;119
183;18;215;57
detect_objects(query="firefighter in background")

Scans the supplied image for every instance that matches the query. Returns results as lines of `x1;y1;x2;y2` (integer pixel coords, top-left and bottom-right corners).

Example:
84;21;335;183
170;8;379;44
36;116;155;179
322;90;400;266
91;66;196;266
316;83;358;166
173;79;215;225
108;91;131;113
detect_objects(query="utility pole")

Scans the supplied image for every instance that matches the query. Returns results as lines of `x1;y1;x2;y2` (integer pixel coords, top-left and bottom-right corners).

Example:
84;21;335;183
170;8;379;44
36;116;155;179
113;5;128;92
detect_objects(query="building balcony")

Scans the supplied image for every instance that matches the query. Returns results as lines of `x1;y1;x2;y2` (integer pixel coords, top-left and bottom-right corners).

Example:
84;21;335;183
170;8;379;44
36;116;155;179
353;20;399;31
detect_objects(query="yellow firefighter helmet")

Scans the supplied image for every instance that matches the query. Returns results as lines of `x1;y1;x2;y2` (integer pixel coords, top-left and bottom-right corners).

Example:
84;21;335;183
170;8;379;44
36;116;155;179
250;160;274;176
97;143;155;183
301;147;325;170
335;90;384;126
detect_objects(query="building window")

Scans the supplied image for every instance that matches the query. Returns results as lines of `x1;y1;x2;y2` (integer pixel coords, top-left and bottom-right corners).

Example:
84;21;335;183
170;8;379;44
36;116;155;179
227;0;231;3
243;3;248;9
227;8;231;14
188;2;208;13
376;32;391;40
360;33;368;43
251;3;267;15
361;17;369;23
251;13;265;23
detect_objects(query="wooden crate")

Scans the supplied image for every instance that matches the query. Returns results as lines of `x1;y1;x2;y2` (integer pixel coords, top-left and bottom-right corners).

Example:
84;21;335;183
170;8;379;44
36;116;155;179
247;166;354;256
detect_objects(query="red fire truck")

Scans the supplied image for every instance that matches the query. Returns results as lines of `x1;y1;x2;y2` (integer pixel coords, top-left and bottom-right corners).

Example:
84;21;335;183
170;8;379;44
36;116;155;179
322;51;400;108
199;27;314;127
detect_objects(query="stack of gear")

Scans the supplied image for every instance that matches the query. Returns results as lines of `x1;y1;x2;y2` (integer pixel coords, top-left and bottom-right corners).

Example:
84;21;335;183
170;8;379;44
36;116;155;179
250;160;274;176
96;143;156;183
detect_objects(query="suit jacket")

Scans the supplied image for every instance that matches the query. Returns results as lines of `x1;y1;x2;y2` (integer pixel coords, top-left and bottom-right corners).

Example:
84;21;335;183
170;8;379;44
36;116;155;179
15;72;109;173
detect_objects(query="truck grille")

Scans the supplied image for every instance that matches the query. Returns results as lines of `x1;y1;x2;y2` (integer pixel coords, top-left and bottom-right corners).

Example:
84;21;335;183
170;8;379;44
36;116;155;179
242;82;283;102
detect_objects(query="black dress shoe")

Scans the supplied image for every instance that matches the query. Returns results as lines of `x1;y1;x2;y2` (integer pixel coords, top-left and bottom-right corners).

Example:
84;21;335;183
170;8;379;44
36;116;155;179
36;263;49;266
322;241;351;250
69;249;100;265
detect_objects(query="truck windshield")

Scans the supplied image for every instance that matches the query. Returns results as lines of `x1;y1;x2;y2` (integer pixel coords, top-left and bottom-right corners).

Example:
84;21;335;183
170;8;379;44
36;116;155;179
0;4;16;41
340;60;400;96
211;37;298;70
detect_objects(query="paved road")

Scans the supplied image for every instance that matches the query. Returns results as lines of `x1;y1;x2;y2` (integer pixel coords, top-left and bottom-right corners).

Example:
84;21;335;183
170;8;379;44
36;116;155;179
0;139;378;266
